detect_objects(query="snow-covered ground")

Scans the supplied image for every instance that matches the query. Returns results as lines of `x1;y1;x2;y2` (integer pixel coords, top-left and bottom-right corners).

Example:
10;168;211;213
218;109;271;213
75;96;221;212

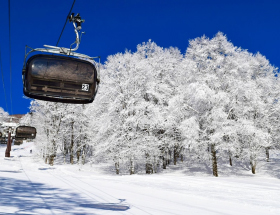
0;142;280;215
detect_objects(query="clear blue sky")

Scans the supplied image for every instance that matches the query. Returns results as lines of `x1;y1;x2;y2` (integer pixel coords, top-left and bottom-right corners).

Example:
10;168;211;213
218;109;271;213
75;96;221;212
0;0;280;114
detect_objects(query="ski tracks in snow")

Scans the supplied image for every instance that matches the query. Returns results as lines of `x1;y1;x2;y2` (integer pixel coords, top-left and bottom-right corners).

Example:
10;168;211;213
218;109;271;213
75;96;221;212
46;167;153;215
18;158;135;215
1;143;280;215
18;156;56;215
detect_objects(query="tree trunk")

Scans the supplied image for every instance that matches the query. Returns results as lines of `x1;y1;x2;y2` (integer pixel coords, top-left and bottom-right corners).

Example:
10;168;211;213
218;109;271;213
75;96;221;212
115;161;120;175
70;121;74;164
250;159;257;174
180;154;184;162
211;144;218;177
45;156;48;164
251;164;256;174
82;149;86;165
70;153;74;164
49;154;55;166
146;153;153;174
154;156;158;173
130;159;135;175
76;149;80;162
173;148;177;165
146;163;153;174
50;140;57;165
157;160;160;173
162;156;167;169
265;147;270;162
63;148;66;164
167;150;171;165
63;138;67;164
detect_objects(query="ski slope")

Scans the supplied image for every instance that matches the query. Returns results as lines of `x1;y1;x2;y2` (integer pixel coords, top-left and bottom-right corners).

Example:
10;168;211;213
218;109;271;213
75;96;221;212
0;142;280;215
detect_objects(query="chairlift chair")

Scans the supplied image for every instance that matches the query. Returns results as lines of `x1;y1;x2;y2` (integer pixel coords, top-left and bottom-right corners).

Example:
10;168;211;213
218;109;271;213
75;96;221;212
15;126;36;139
22;13;100;104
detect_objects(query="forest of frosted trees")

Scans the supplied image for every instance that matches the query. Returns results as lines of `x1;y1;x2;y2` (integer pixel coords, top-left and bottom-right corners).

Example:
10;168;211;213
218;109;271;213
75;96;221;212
20;32;280;177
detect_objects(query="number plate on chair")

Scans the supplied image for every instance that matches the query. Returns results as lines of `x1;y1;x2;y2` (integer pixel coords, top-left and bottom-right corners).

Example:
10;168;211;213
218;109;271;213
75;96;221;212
82;84;89;91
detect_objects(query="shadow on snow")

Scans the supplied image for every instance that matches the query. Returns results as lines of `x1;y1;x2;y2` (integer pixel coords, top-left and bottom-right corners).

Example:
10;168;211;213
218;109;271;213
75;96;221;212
0;176;129;214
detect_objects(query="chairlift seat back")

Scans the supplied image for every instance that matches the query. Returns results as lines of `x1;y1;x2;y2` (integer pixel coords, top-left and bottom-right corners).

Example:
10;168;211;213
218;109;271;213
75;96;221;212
23;54;98;103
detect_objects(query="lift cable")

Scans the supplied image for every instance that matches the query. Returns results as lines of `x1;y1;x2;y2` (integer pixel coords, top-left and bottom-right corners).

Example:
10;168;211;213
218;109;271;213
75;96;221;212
8;0;13;114
0;45;9;112
56;0;76;46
